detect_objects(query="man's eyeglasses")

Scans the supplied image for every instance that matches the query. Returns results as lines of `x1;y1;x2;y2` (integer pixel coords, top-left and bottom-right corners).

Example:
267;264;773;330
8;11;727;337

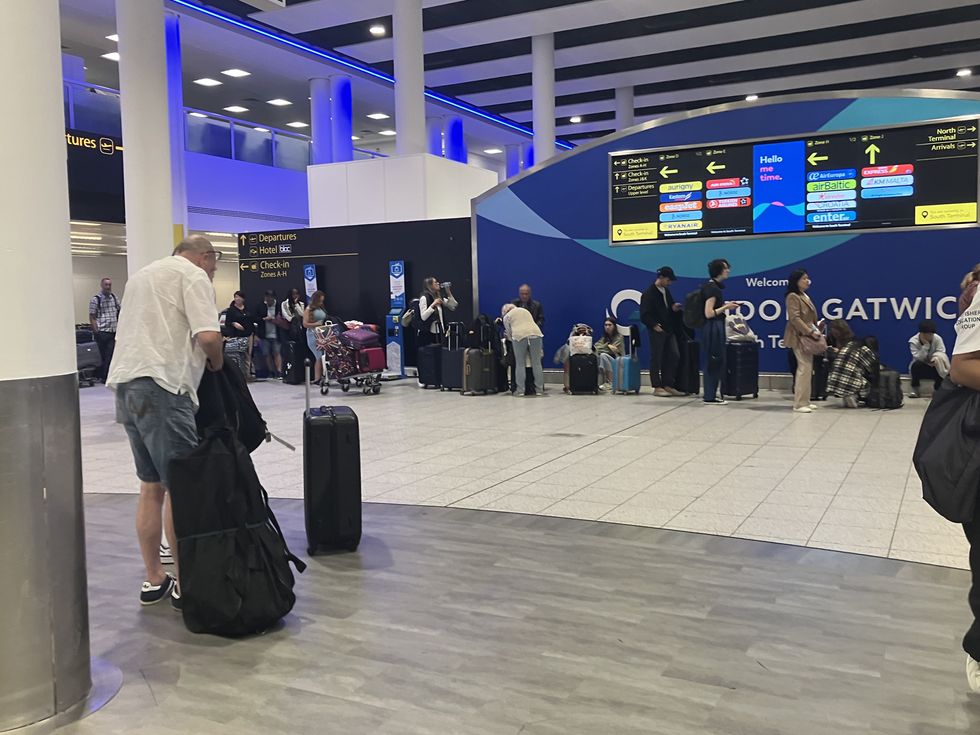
205;250;223;261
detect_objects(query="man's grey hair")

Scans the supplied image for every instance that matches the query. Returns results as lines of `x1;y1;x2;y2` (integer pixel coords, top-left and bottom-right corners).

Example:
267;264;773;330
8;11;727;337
173;234;212;256
501;303;516;317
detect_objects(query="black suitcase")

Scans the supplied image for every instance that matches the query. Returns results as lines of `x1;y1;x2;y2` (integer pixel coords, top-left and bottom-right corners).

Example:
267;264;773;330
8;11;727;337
282;339;308;385
417;344;442;388
440;323;465;391
675;339;700;395
463;348;496;395
303;374;361;555
723;341;759;400
811;354;829;401
569;353;599;394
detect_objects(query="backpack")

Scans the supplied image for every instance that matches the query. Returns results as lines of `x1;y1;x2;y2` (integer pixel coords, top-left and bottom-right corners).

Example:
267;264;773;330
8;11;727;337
683;288;706;330
195;361;268;453
467;314;496;350
867;367;903;410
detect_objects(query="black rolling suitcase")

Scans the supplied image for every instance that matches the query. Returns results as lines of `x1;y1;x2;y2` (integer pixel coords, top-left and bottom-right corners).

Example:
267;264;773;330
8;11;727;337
675;339;700;395
811;354;829;401
440;323;465;391
282;339;308;385
303;364;361;554
723;341;759;400
417;343;442;388
569;353;599;394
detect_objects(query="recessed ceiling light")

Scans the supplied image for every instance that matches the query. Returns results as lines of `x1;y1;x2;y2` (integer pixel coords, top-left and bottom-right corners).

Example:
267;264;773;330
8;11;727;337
745;94;759;101
378;129;396;136
351;135;361;141
70;234;102;241
101;51;120;62
286;121;309;128
254;127;270;132
367;112;390;120
204;232;233;237
369;24;386;37
105;34;118;42
483;148;503;154
188;112;207;118
194;78;222;87
221;68;250;78
569;116;582;124
267;98;292;106
223;105;249;113
957;68;972;77
70;221;100;226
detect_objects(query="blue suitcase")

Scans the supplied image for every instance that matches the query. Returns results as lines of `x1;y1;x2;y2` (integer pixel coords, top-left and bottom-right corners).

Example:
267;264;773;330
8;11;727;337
611;325;641;394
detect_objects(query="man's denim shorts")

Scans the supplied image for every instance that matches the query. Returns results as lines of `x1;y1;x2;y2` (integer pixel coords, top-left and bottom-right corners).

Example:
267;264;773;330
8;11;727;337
115;378;198;488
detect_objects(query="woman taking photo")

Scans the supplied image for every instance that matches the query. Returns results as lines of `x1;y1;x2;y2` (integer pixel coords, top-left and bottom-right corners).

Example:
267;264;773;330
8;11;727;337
700;259;740;405
303;290;329;384
594;316;624;391
784;269;823;414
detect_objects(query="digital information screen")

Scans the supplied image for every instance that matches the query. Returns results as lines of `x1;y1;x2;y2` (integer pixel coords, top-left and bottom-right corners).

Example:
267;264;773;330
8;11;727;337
609;118;979;243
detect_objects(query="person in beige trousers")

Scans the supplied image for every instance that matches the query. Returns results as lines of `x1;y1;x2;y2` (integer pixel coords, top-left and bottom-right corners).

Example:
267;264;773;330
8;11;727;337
784;269;823;414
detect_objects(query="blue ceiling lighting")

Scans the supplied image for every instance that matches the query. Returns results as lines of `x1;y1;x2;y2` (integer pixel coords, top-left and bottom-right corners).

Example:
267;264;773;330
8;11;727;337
169;0;575;150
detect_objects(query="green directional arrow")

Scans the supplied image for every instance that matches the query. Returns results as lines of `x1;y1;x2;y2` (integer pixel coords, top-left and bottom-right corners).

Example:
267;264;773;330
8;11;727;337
864;143;881;164
659;166;678;177
706;161;725;174
807;152;828;166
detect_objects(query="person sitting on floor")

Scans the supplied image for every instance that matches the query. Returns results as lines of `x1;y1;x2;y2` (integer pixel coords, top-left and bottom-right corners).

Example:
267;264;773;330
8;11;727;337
908;319;948;398
594;316;624;392
826;335;879;408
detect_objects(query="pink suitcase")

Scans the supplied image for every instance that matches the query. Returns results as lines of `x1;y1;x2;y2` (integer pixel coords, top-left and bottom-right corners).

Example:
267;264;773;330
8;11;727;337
356;347;385;373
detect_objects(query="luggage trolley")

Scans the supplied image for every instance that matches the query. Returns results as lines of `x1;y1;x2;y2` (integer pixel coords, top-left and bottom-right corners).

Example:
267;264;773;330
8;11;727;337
315;324;383;396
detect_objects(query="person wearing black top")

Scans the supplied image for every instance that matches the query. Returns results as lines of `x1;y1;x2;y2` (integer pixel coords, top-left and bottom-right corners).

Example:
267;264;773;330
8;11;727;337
699;259;740;404
640;266;685;397
511;284;544;327
222;291;253;376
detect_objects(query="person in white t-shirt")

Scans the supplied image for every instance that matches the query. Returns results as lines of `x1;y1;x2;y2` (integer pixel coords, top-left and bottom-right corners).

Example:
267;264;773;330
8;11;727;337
107;235;223;610
949;288;980;692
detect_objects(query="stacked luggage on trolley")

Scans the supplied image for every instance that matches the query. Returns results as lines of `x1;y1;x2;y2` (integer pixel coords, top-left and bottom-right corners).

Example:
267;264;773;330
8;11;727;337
315;321;386;396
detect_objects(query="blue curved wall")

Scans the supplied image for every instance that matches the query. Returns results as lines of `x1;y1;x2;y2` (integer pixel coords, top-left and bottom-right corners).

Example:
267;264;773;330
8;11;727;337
474;94;980;373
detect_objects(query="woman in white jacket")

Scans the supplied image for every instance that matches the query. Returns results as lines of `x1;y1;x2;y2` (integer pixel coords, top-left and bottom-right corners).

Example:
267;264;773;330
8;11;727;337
502;304;544;397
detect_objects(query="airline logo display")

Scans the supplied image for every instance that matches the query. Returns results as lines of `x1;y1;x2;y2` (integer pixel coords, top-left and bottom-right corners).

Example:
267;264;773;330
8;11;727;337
609;118;979;244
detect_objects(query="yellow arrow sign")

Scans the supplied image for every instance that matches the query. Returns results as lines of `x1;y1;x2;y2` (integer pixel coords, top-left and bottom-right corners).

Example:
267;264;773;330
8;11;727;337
706;161;725;174
865;143;880;164
239;263;249;271
807;152;828;166
239;234;247;246
969;125;977;132
659;166;678;177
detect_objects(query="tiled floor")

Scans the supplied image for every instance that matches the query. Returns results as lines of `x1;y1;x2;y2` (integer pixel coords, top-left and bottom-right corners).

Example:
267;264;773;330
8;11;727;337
79;379;967;569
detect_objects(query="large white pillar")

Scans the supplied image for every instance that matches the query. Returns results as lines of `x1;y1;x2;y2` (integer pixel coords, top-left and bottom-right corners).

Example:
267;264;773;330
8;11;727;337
165;12;188;240
615;86;634;131
310;77;333;165
330;75;354;163
0;0;91;729
532;33;556;164
393;0;426;155
116;0;178;274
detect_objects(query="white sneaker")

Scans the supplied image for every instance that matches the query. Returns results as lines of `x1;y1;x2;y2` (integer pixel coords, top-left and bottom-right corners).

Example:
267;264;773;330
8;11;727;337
808;403;819;410
967;655;980;692
843;395;859;409
704;399;728;405
160;543;173;565
794;407;813;414
599;383;611;392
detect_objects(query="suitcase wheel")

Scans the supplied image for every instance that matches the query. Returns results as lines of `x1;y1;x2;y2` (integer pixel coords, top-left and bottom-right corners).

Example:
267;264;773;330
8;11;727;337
307;546;318;556
347;542;359;552
736;395;742;401
341;382;350;393
372;385;381;395
320;384;329;395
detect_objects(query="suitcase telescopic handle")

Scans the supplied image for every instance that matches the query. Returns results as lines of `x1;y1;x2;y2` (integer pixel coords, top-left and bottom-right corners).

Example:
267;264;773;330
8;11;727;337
304;358;311;413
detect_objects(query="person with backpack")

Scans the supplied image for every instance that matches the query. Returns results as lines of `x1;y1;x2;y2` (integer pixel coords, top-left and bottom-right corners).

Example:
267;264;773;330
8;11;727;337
687;259;740;404
88;276;121;382
640;266;685;397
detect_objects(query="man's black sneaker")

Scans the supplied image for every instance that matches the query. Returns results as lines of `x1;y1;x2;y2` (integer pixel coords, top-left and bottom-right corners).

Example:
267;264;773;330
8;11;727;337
160;543;174;565
171;584;182;612
140;574;176;606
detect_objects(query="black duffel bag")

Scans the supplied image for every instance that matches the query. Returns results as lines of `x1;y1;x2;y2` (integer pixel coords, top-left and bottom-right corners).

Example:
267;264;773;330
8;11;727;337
168;425;305;636
196;361;267;453
913;378;980;523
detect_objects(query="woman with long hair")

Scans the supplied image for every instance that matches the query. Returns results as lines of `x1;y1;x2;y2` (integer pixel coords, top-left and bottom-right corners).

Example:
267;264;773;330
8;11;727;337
783;269;823;414
303;290;328;384
960;264;980;316
594;316;624;391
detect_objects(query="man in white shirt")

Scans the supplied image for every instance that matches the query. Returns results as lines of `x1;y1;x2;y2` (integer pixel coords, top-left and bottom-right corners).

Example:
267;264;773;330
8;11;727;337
107;235;223;609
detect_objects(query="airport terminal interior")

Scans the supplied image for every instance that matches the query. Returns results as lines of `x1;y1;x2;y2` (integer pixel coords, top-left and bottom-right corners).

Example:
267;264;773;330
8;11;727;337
7;0;980;733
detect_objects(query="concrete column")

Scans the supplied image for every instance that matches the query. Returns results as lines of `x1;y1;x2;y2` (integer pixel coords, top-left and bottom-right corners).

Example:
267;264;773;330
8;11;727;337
165;12;188;240
426;117;443;156
615;86;634;131
330;75;353;163
505;144;521;178
522;142;535;170
310;77;333;165
393;0;426;155
0;0;91;729
532;33;555;164
116;0;179;274
444;115;466;163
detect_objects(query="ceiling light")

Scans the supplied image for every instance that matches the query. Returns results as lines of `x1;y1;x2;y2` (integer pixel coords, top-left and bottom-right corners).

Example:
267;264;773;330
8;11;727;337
205;232;233;237
957;68;973;77
194;77;222;87
483;148;503;154
745;94;759;101
351;135;361;141
221;68;250;77
369;24;386;37
70;233;102;241
378;129;396;136
287;121;309;128
253;127;269;132
267;98;292;106
105;34;118;42
367;112;390;120
569;116;582;124
188;112;207;118
70;221;100;226
223;105;249;113
101;51;120;62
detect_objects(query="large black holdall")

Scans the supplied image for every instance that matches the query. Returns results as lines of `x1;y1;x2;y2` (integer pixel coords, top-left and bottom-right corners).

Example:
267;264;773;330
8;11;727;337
303;366;362;554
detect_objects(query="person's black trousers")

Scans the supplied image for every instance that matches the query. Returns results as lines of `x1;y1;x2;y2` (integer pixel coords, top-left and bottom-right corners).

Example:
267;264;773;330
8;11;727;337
94;331;115;382
648;328;679;389
964;521;980;661
910;360;942;391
